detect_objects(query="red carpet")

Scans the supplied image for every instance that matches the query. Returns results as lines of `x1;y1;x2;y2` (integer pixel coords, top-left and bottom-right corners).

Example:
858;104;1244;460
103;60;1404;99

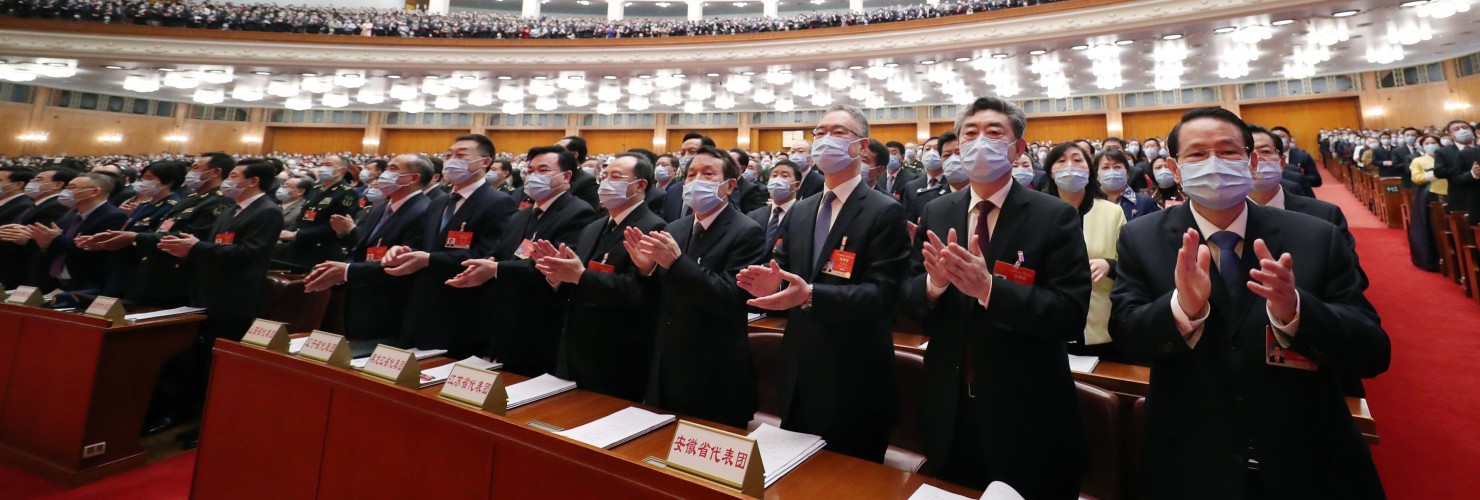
0;451;194;499
1313;170;1480;499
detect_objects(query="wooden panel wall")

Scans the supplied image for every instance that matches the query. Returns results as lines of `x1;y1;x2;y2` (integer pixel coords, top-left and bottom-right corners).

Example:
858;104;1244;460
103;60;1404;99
582;129;653;155
181;120;257;155
266;127;362;155
1121;108;1190;143
868;124;918;146
1367;75;1480;130
43;107;176;157
665;129;737;153
485;129;564;157
1239;97;1360;158
753;129;809;153
381;129;464;156
0;103;37;155
1024;115;1108;144
929;121;955;137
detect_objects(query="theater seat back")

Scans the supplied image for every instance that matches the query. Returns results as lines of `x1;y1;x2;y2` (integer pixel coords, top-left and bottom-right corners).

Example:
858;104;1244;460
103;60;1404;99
884;349;927;473
747;331;784;418
1076;381;1121;500
258;271;331;334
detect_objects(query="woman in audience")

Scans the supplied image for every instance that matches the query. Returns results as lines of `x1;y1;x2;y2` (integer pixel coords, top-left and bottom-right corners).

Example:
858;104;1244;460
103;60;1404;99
1093;148;1158;222
1042;142;1128;361
1407;134;1446;271
1149;156;1185;205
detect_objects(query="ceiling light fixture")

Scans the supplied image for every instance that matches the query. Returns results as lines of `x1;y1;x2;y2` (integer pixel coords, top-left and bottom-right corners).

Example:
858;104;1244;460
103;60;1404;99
1272;19;1295;26
1333;10;1360;18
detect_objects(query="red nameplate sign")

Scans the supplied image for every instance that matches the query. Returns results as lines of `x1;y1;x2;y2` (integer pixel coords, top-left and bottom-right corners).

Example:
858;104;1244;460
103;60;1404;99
665;420;763;498
362;344;420;388
297;330;351;369
241;318;290;353
438;364;508;415
4;286;42;307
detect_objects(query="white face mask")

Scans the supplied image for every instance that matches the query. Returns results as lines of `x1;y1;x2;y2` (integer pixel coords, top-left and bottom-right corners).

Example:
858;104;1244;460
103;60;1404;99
597;178;632;209
959;136;1014;183
1179;157;1253;210
1253;160;1284;192
810;135;861;174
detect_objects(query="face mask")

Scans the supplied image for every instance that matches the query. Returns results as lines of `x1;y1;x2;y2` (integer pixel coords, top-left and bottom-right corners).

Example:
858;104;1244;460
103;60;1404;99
275;186;292;199
363;187;385;205
597;179;631;209
581;166;596;176
24;181;42;197
134;179;161;198
1011;167;1035;187
682;179;726;215
1253;160;1284;192
1379;139;1391;147
58;188;82;208
1456;129;1476;144
655;166;672;182
1179;157;1253;210
184;170;208;192
1405;136;1418;146
959;136;1013;183
1442;138;1454;147
358;169;372;183
887;157;901;172
1098;168;1128;192
485;170;504;185
1126;145;1140;155
679;156;693;172
1037;151;1048;163
810;135;861;174
1154;168;1177;188
1366;142;1379;149
788;153;808;168
942;156;968;184
767;176;794;201
741;169;758;182
1054;167;1090;193
316;166;338;183
1424;144;1440;155
442;158;482;185
523;172;554;201
219;178;245;199
375;171;407;195
922;150;943;172
905;149;916;160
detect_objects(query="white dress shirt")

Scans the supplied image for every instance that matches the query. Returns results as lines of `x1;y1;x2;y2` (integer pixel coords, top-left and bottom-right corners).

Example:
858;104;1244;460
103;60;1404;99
1171;203;1301;348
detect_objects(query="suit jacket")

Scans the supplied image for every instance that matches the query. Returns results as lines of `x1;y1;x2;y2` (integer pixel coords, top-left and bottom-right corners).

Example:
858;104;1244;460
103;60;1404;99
568;167;601;212
1279;177;1315;199
1433;144;1480;224
36;202;128;291
662;180;686;222
1110;202;1387;500
1288;148;1322;188
877;168;916;202
730;177;768;214
0;194;33;224
285;179;360;267
899;183;1092;493
400;185;516;357
186;195;284;322
797;168;825;199
1372;146;1408;178
487;191;597;375
644;205;766;428
341;193;430;340
909;183;954;223
0;196;67;290
1113;190;1161;222
746;203;793;255
556;203;667;402
771;182;908;446
126;189;233;307
644;184;667;220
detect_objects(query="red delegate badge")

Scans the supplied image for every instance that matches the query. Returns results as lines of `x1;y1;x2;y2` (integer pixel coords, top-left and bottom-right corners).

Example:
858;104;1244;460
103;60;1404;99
366;246;388;262
445;223;473;249
992;252;1035;285
214;232;235;245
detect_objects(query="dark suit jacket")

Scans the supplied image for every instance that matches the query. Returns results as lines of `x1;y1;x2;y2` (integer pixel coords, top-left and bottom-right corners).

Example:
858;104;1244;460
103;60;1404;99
644;184;667;220
126;190;233;307
568;167;601;212
644;205;766;428
1433;144;1480;223
1279;177;1315;199
771;183;908;450
1288;148;1322;188
285;179;360;268
908;183;954;223
877;168;916;202
746;203;793;255
1110;202;1387;499
37;202;128;291
487;191;597;375
900;183;1092;493
341;193;431;340
797;168;824;199
1113;190;1161;222
186;195;284;322
400;185;516;357
0;196;67;290
1372;146;1408;178
556;203;668;402
0;194;33;224
730;177;768;214
423;185;449;205
662;180;686;222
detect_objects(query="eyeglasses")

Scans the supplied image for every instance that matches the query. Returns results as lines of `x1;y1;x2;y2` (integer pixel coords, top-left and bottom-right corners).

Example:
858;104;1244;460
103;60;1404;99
1176;148;1250;164
811;127;861;139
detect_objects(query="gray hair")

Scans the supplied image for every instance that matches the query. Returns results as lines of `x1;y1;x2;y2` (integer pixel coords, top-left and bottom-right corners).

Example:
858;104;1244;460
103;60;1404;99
955;96;1026;140
80;171;115;195
397;154;435;186
826;104;871;138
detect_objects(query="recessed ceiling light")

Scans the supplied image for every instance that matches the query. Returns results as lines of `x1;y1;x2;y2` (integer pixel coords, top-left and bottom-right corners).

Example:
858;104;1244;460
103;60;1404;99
604;75;618;79
920;60;936;65
815;68;829;72
1028;50;1046;55
1115;39;1134;45
953;57;970;62
1333;9;1359;17
386;74;402;79
639;74;652;79
741;71;756;75
991;53;1010;59
464;75;479;80
674;74;686;78
1400;0;1426;6
45;62;68;67
251;70;272;76
848;65;863;70
884;62;900;67
1272;19;1295;26
158;68;176;72
425;75;440;79
301;72;318;77
497;75;511;80
706;73;720;77
533;76;547;80
1213;26;1236;34
103;65;124;70
1071;45;1088;50
778;69;792;74
1161;34;1183;40
205;68;225;73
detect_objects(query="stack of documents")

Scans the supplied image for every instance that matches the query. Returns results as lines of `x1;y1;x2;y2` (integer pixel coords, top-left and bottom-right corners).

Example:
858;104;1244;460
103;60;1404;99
123;307;205;322
1067;354;1100;373
747;423;826;487
417;357;503;388
908;482;1024;500
747;313;765;323
505;374;577;409
348;348;448;370
289;338;307;354
555;407;675;449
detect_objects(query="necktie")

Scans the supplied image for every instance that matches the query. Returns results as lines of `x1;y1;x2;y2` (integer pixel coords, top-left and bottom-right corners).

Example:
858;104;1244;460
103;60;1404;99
766;206;783;248
687;220;704;254
964;200;995;394
811;191;836;267
439;193;463;231
48;216;84;278
523;208;544;239
927;177;938;190
885;175;894;193
1208;231;1243;300
367;204;393;242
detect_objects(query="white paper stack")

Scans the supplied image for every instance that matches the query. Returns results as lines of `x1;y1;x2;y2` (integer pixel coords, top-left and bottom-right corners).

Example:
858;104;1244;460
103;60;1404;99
123;306;206;322
417;356;503;388
408;348;449;360
289;337;307;354
747;313;765;323
747;423;826;488
1067;354;1100;373
908;484;973;500
350;357;368;369
555;407;675;449
980;481;1026;500
505;374;577;409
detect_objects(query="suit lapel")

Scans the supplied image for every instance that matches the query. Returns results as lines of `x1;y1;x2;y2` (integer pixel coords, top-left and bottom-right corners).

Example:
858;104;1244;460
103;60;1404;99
984;183;1029;265
359;203;389;247
693;206;733;261
792;195;819;279
811;185;869;278
1231;205;1282;329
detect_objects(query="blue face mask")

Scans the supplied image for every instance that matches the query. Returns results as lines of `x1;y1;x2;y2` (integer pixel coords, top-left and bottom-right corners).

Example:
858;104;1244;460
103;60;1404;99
1179;157;1253;209
887;157;902;172
134;179;161;198
363;187;385;205
1054;167;1090;193
767;176;794;201
942;156;968;184
316;166;338;184
682;179;726;215
1011;167;1035;187
523;172;554;202
655;166;672;182
1098;168;1129;192
788;153;808;168
220;178;245;199
922;150;943;172
597;179;632;209
359;169;373;183
1154;168;1177;188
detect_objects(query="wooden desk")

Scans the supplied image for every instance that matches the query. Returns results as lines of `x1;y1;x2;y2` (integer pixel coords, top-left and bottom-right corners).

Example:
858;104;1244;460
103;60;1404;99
0;304;204;485
749;317;1378;444
193;339;979;499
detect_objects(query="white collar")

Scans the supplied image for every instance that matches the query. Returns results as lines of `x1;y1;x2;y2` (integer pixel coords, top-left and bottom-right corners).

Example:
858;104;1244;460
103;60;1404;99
237;192;266;211
453;178;486;200
388;189;421;212
609;200;640;225
695;204;723;230
775;198;796;215
1188;201;1250;240
969;179;1012;212
824;172;863;206
1263;187;1287;210
535;190;566;212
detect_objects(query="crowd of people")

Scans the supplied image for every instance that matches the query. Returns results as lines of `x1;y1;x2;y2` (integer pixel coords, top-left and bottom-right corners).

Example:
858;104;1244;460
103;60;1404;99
2;0;1054;38
13;98;1477;497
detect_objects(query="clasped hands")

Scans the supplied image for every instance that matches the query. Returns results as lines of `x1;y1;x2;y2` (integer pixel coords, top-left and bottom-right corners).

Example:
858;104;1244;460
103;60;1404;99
1174;228;1298;330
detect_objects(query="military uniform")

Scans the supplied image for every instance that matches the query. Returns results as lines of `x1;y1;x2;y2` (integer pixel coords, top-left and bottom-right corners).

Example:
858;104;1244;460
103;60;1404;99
495;181;517;195
126;188;233;307
907;182;953;222
282;179;360;269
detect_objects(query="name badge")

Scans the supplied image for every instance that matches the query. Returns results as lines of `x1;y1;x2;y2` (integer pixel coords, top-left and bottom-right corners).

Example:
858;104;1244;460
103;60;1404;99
819;237;856;279
214;232;235;245
438;364;508;415
4;286;43;307
241;318;290;353
83;295;126;326
992;260;1036;286
514;238;537;259
587;260;615;273
365;246;388;262
363;344;420;388
297;330;351;369
1266;327;1318;371
665;421;763;498
158;218;176;232
445;222;472;249
303;209;318;221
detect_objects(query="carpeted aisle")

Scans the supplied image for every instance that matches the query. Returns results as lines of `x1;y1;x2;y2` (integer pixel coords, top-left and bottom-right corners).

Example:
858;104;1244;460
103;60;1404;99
0;451;195;499
1313;169;1480;499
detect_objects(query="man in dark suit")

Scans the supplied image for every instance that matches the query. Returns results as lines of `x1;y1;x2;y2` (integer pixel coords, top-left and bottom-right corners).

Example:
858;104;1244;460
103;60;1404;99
897;97;1090;498
1272;126;1322;189
537;153;667;402
556;135;601;211
1434;119;1480;224
649;154;677;220
727;148;768;213
0;166;37;225
93;163;137;207
662;132;715;221
738;105;908;462
303;154;433;341
909;132;968;222
278;154;360;270
30;172;128;293
879;141;917;202
1370;132;1408;179
747;159;802;253
445;146;595;373
633;146;766;428
789;139;825;199
0;166;73;290
1111;107;1387;499
381;134;517;358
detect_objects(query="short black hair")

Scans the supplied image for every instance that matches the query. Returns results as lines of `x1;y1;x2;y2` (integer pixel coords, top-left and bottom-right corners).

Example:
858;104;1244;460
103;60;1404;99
40;165;78;186
1075;139;1096;157
1402;127;1421;136
770;159;800;180
238;161;276;191
1246;123;1283;153
0;166;37;185
1166;107;1254;158
614;152;655;187
559;136;588;163
886;141;905;155
866;139;889;167
91;169;127;197
656;154;677;167
118;165;139;183
1103;137;1125;148
1093;148;1133;171
454;134;496;158
527;145;577;173
494;159;513;174
694;146;741;180
289;176;315;191
728;148;750;168
142;160;188;191
682;132;716;148
365;158;388;175
1445;119;1472;132
1042;142;1102;215
626;148;658;165
937;131;959;148
1270;126;1292;136
202;152;235;174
